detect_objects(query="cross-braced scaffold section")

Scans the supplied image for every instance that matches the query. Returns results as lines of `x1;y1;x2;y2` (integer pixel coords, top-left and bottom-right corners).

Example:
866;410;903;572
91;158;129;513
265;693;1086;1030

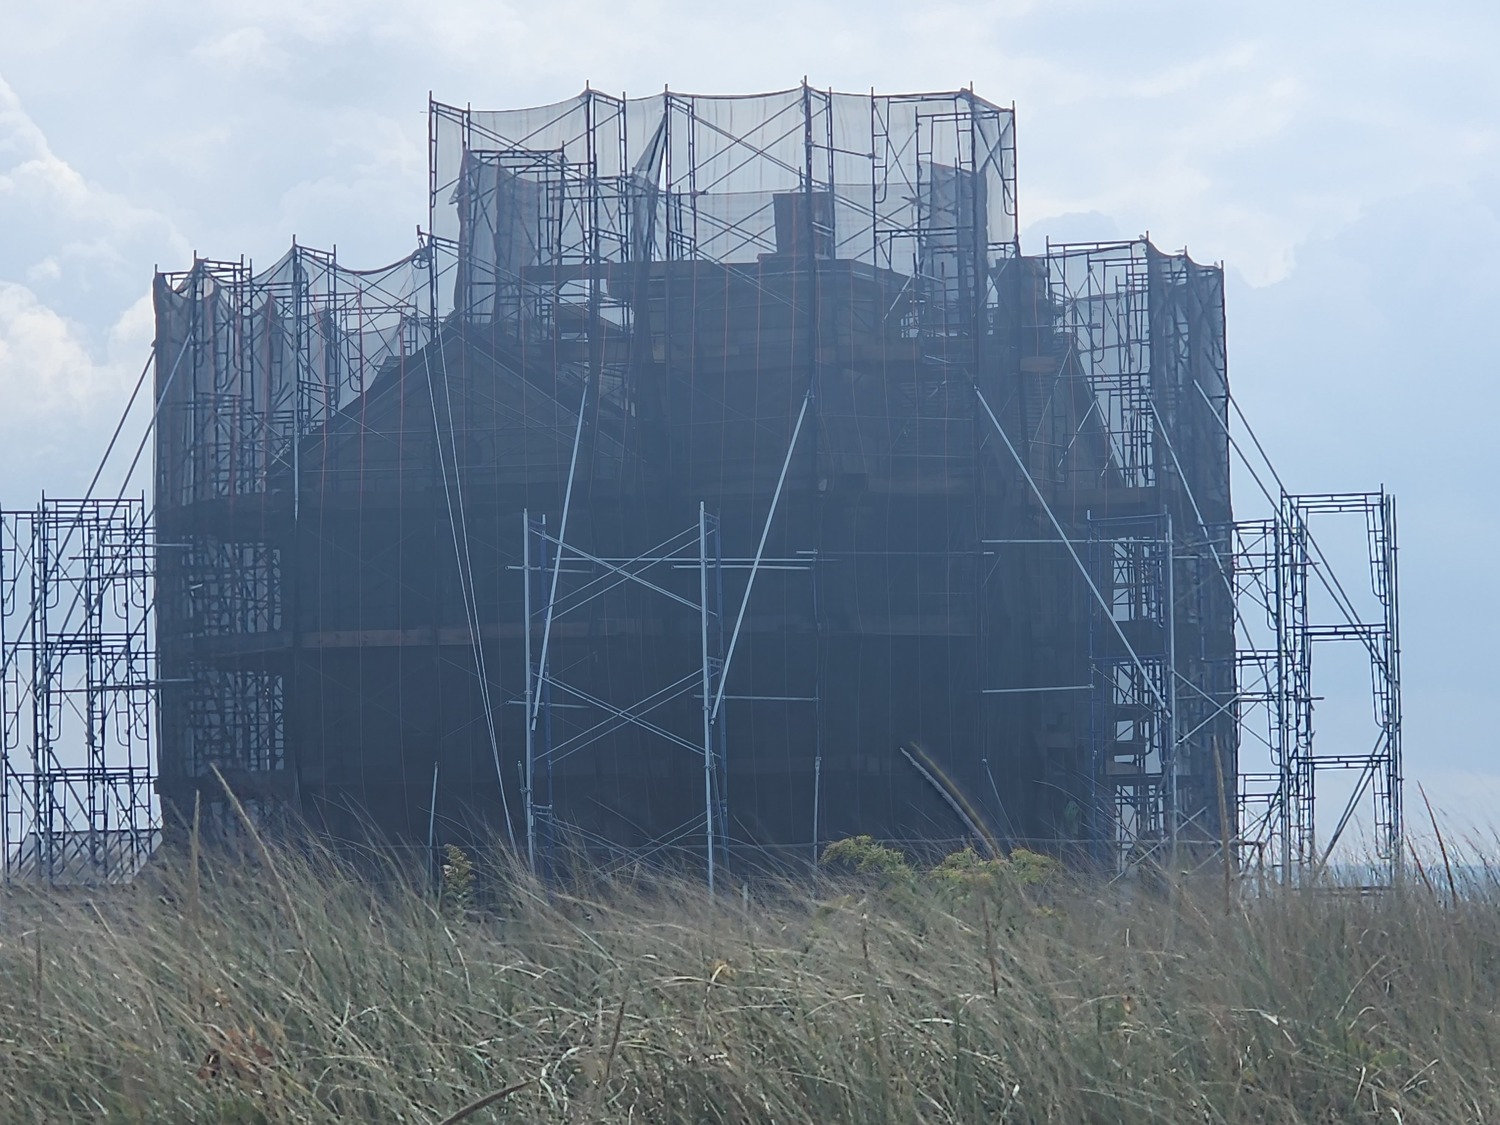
1045;241;1156;489
1;498;156;884
154;247;438;507
429;86;1017;356
1229;516;1298;874
522;505;728;887
996;239;1234;873
1233;492;1401;883
429;89;1018;264
153;246;442;824
127;82;1399;883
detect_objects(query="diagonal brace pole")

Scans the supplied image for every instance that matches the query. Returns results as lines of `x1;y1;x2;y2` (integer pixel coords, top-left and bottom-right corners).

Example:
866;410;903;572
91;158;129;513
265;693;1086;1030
711;387;812;724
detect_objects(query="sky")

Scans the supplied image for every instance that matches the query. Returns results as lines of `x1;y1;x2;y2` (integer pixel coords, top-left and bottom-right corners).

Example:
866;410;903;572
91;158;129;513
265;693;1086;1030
1;1;1496;843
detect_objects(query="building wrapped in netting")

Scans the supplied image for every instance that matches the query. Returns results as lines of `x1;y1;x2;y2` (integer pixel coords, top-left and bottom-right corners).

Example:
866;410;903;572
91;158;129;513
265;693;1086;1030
147;85;1244;874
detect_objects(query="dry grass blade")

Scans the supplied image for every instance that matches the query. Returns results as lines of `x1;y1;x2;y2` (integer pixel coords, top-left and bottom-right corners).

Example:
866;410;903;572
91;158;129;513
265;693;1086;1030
0;832;1496;1124
602;992;627;1084
579;991;630;1122
1419;782;1459;908
1213;737;1233;916
979;895;1000;1000
433;1079;531;1125
209;763;308;949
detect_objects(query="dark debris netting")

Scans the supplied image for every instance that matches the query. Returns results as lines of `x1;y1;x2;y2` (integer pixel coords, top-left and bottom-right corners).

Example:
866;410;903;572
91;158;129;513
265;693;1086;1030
147;85;1235;874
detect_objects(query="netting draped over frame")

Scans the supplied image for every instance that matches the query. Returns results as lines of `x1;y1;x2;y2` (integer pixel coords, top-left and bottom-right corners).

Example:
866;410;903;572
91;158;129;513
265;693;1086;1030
431;86;1018;324
145;80;1249;870
153;246;433;507
1043;242;1229;506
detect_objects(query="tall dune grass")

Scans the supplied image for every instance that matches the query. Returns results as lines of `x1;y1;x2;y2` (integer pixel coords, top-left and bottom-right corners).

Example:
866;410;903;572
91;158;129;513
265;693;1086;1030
2;834;1498;1123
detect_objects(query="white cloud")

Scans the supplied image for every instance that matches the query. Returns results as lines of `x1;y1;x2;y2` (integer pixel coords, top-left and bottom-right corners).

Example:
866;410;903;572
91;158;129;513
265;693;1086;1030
189;26;282;73
0;280;151;505
1124;42;1261;100
0;282;139;422
107;289;153;359
0;74;186;313
26;257;60;284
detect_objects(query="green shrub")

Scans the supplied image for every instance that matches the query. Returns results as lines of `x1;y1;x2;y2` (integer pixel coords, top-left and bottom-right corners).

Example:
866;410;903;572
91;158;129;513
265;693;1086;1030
929;845;1006;893
440;842;474;914
1005;846;1062;887
819;834;913;881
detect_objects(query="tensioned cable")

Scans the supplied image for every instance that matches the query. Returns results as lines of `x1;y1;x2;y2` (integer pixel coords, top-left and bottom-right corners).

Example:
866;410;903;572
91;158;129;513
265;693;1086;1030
2;310;194;814
1190;379;1398;862
1194;381;1387;671
528;381;588;727
1318;733;1393;865
1226;391;1372;631
970;382;1169;715
1145;399;1282;734
710;386;813;724
433;322;510;830
423;325;516;848
81;345;156;508
2;331;189;685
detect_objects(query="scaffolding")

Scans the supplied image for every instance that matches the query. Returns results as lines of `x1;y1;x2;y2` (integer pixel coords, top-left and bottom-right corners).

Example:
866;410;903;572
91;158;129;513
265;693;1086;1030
1087;513;1176;868
522;504;728;883
153;245;439;827
428;86;1019;295
1230;517;1289;871
986;239;1236;872
1;498;157;884
1233;491;1402;883
91;81;1402;884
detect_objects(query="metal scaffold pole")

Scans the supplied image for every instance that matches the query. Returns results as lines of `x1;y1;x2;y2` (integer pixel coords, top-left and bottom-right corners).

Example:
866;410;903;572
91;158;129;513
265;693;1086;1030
104;82;1402;883
521;506;728;885
699;503;716;894
522;507;536;873
1229;491;1402;885
1;498;158;885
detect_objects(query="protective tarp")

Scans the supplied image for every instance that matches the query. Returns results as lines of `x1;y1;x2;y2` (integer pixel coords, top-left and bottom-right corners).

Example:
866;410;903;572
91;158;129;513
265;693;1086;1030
148;83;1244;869
1041;239;1230;510
153;246;433;506
430;86;1018;324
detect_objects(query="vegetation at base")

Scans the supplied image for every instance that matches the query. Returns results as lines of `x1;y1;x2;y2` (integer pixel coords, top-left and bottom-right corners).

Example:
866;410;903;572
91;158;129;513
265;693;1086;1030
2;833;1498;1123
818;836;1062;897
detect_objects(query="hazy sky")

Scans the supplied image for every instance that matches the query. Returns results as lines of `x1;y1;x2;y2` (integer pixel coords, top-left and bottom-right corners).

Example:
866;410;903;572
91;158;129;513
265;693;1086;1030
1;1;1495;838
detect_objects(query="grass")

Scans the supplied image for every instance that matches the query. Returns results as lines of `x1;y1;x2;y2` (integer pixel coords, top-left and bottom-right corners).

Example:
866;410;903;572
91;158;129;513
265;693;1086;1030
2;834;1499;1123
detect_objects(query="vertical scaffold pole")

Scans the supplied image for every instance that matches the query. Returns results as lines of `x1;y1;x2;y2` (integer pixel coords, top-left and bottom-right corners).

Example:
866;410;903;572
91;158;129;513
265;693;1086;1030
522;509;535;873
1384;492;1403;877
811;545;823;869
427;760;440;887
1165;509;1178;858
699;502;715;895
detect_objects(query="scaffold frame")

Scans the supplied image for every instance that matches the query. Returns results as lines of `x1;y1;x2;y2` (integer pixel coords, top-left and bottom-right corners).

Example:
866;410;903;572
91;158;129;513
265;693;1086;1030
1087;513;1176;870
522;503;729;887
1;497;157;884
1231;491;1401;883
